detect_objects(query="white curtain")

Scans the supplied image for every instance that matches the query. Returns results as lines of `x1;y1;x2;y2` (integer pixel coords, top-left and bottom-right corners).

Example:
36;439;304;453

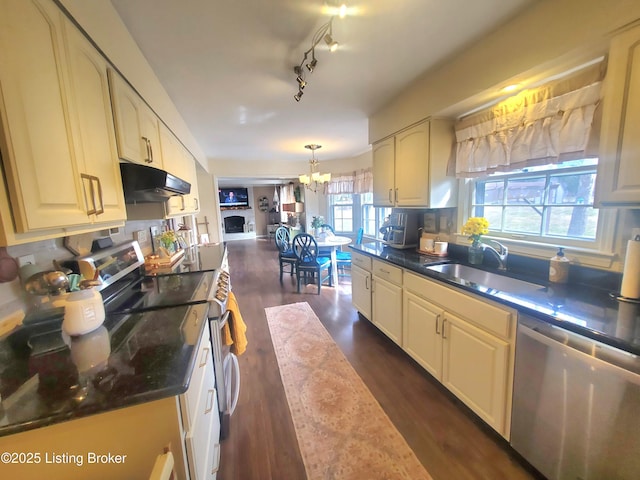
327;168;373;195
454;61;605;177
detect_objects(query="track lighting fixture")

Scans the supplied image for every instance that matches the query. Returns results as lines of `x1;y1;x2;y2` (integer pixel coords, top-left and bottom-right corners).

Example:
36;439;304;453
293;14;342;102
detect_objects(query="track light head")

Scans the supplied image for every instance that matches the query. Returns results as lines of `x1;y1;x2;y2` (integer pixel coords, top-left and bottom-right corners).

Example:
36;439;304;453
294;90;303;102
296;75;307;89
324;34;339;52
306;57;317;72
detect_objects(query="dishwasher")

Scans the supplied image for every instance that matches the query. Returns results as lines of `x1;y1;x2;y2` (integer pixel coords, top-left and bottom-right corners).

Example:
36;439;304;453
511;314;640;480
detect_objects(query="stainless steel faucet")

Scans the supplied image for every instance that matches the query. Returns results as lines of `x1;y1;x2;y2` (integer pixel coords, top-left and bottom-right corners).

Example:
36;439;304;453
481;239;509;270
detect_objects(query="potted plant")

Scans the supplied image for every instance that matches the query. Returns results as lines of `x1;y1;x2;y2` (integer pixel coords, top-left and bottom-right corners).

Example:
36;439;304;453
311;216;324;236
461;217;489;265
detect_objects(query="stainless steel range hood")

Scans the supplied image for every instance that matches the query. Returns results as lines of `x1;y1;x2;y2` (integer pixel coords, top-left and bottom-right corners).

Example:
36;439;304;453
120;162;190;203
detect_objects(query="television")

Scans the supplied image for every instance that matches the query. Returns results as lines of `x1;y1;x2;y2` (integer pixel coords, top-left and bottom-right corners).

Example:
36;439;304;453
219;187;249;207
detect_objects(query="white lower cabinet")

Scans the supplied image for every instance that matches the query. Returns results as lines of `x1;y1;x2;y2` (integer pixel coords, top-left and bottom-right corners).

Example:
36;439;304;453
351;263;372;320
371;260;403;346
402;272;515;439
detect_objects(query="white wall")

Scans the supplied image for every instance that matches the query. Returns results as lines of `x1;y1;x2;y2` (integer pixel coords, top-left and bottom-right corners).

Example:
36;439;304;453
370;0;640;142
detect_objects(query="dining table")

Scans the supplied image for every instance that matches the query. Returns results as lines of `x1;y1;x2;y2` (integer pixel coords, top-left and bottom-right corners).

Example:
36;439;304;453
314;234;352;286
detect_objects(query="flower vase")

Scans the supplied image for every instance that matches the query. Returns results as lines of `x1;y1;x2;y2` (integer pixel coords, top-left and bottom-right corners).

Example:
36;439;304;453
468;241;484;265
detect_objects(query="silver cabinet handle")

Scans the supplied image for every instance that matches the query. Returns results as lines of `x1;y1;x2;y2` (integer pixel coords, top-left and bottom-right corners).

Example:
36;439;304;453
199;346;210;368
141;136;152;163
435;314;440;335
371;277;374;293
365;276;369;290
194;197;199;211
181;195;186;211
204;388;215;414
388;188;393;204
442;318;447;339
395;188;398;203
94;176;104;215
81;173;96;216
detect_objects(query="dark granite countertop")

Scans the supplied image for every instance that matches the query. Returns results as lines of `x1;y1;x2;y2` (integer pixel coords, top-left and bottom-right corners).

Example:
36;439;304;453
0;302;209;437
351;242;640;355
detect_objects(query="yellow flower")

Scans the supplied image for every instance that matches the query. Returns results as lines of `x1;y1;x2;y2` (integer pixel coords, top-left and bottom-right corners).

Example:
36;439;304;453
462;217;489;243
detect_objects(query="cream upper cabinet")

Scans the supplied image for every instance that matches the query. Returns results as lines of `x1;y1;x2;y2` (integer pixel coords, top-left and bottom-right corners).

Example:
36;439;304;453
372;137;395;206
372;119;457;208
402;272;515;439
595;24;640;207
64;17;126;224
0;0;125;245
108;68;163;168
162;125;200;216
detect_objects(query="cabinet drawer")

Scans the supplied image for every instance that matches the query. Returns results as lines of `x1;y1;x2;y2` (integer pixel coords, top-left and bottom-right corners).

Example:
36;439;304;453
373;259;402;285
180;326;213;432
351;251;372;271
185;383;218;480
405;272;515;339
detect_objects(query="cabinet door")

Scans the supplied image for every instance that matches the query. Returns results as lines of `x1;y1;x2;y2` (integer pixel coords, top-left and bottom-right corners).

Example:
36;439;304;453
442;311;510;436
164;126;199;216
109;69;162;167
64;20;126;224
595;24;640;206
395;122;430;206
351;264;372;320
0;0;90;231
372;275;403;345
402;290;443;379
372;137;395;206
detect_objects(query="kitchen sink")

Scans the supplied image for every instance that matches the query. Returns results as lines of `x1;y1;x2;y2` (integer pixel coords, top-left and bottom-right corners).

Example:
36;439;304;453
426;263;546;296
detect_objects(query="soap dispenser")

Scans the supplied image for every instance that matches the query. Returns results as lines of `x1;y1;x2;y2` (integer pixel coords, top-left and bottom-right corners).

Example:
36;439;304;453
549;247;569;284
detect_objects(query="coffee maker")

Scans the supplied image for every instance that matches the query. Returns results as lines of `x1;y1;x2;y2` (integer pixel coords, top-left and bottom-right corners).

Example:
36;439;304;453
379;212;419;249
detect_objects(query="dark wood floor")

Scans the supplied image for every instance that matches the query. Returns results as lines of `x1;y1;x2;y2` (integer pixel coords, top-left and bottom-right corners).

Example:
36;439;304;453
219;238;538;480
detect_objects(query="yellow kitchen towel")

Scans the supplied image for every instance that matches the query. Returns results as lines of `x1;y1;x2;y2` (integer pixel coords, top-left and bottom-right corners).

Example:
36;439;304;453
221;291;248;356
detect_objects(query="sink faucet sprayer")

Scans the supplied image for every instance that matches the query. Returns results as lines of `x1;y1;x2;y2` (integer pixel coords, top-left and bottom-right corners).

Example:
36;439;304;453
481;239;508;270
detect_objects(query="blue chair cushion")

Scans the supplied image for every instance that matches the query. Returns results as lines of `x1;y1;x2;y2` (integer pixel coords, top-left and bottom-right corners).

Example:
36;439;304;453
335;251;351;261
280;248;295;258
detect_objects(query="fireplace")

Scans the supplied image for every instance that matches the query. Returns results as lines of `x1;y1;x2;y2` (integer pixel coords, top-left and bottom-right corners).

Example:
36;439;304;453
224;215;245;234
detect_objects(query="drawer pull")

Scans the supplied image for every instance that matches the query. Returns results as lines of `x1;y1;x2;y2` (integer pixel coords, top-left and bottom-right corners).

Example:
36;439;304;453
211;443;220;474
204;388;215;414
199;346;210;367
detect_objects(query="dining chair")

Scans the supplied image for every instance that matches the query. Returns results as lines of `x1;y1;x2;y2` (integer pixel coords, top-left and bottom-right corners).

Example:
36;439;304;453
292;233;332;294
334;227;363;275
275;226;296;283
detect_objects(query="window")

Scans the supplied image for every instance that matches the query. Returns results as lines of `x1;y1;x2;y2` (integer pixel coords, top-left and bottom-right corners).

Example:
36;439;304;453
329;194;353;232
470;159;601;246
361;193;392;239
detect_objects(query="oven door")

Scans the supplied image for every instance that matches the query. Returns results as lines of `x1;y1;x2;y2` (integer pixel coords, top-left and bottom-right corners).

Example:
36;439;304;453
209;310;241;440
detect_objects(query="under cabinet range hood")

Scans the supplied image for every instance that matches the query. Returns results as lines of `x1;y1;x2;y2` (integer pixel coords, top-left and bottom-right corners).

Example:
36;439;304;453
119;162;190;203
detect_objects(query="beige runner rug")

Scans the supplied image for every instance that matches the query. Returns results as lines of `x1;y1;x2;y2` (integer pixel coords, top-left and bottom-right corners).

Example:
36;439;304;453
265;302;432;480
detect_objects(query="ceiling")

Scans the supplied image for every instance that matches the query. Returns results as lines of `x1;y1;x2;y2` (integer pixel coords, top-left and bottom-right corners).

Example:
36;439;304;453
109;0;536;169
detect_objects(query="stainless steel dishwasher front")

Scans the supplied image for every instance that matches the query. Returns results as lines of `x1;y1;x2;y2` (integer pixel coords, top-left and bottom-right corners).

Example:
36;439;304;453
510;314;640;480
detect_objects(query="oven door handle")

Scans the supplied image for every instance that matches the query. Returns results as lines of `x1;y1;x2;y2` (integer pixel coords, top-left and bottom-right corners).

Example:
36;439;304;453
226;352;240;415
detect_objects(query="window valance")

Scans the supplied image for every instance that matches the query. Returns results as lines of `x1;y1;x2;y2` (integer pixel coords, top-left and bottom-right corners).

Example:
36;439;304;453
327;168;373;194
454;61;605;178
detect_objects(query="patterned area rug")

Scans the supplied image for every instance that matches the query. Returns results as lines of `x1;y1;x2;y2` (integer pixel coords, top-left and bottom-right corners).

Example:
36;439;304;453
265;302;433;480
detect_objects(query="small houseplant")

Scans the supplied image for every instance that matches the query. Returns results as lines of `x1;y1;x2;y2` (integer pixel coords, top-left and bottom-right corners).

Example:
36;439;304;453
461;217;489;265
311;216;324;236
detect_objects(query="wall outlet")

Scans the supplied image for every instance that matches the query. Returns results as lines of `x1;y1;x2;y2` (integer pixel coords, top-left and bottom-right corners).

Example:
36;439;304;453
133;230;149;244
17;254;35;267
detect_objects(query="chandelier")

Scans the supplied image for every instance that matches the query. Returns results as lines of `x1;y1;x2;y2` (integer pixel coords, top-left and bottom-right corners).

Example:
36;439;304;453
299;144;331;192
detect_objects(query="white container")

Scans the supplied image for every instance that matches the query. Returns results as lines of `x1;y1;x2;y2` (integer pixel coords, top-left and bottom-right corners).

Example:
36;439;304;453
61;288;106;336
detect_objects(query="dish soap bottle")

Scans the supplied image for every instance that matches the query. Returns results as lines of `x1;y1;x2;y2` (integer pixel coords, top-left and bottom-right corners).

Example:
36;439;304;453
549;247;569;283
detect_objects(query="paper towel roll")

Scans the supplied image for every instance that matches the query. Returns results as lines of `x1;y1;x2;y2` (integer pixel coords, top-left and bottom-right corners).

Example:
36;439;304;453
621;238;640;299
